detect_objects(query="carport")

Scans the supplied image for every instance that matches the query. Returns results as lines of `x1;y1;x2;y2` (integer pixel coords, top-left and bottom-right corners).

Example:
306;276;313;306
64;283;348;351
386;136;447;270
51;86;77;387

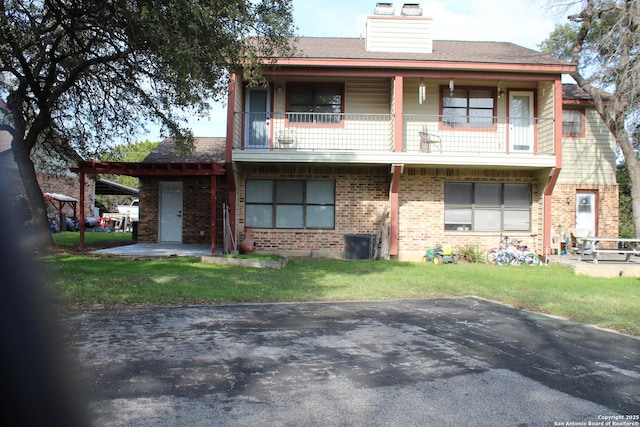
43;192;78;231
72;160;226;252
94;177;139;198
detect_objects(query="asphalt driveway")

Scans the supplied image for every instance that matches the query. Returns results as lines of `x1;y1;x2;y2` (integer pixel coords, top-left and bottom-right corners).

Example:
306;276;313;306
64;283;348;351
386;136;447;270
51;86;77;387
62;297;640;427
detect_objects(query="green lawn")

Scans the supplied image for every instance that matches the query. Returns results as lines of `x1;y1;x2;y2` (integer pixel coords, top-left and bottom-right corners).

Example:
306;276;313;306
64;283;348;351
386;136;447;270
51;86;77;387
52;231;134;247
41;253;640;337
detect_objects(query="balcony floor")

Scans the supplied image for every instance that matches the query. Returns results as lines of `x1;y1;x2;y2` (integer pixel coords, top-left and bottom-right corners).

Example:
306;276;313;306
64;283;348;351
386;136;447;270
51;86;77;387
232;149;556;169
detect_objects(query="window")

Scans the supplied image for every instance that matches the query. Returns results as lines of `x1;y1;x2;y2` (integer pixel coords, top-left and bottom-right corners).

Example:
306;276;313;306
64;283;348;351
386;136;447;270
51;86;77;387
562;108;585;137
442;88;496;128
245;179;335;229
287;84;343;124
444;183;531;231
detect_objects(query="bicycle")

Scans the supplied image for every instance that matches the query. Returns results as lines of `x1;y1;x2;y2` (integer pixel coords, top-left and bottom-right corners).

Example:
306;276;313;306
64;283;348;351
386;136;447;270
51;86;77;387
494;240;541;266
486;235;510;263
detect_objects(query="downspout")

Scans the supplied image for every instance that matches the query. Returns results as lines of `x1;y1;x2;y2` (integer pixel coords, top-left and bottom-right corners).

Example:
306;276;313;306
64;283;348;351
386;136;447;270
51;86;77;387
542;79;564;255
389;75;404;257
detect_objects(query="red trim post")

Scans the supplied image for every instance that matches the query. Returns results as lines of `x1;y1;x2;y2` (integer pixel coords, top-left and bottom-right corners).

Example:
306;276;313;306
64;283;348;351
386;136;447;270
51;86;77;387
542;79;565;254
394;76;404;152
389;165;402;256
225;73;237;164
210;175;216;253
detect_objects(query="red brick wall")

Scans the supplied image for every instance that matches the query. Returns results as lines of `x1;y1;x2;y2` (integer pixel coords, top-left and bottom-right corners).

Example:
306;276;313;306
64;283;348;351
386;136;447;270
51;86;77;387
397;168;542;260
137;175;228;244
236;165;390;257
133;166;616;260
551;183;619;245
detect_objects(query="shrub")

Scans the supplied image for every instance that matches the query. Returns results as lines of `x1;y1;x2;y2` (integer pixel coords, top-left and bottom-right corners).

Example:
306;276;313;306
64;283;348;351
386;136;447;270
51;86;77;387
457;245;484;263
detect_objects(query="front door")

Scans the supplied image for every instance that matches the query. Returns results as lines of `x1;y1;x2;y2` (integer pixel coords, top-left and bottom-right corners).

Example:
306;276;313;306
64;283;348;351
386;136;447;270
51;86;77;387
245;87;270;149
575;191;597;236
509;91;534;153
159;181;183;242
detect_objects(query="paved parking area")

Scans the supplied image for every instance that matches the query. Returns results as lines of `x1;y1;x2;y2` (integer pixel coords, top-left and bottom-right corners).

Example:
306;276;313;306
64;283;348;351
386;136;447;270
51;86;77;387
62;298;640;426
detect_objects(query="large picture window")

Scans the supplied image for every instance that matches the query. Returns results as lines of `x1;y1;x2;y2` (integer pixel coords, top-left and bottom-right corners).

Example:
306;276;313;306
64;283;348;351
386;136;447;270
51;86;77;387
287;84;343;124
442;87;496;129
245;179;335;229
444;183;531;231
562;108;585;137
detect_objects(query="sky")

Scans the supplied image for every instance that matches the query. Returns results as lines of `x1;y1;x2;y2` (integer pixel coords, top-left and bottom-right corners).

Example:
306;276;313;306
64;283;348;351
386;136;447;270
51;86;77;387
144;0;572;141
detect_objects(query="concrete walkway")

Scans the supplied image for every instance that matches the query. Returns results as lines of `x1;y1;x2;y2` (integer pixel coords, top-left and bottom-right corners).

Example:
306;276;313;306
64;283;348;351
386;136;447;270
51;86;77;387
549;252;640;277
91;243;213;257
62;298;640;426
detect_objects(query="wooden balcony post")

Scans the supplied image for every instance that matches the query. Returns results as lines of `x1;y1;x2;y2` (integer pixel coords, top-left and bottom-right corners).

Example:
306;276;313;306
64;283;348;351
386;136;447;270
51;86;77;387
393;76;404;152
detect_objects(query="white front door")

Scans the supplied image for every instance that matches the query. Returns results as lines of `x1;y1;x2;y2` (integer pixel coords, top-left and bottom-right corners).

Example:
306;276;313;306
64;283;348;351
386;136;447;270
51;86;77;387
159;181;183;242
575;191;597;236
245;87;270;149
509;91;534;153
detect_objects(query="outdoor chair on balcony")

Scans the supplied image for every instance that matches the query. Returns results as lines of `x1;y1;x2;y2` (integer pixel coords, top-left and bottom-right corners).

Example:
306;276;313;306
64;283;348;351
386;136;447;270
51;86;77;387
276;129;297;149
419;131;442;153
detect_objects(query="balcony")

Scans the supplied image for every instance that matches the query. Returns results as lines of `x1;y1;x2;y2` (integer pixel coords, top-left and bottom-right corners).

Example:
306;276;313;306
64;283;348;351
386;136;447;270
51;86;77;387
232;112;556;167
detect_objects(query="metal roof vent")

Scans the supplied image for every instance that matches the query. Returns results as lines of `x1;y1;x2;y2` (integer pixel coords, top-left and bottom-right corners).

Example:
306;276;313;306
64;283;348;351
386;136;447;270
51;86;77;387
374;2;395;15
401;3;422;16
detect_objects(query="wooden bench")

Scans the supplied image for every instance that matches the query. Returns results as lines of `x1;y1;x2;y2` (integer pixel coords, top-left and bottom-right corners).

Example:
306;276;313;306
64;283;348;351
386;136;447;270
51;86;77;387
576;237;640;264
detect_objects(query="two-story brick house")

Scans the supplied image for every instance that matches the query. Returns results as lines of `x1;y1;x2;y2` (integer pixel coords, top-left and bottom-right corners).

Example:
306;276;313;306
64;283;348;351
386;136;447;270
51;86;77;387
74;3;618;260
219;3;617;261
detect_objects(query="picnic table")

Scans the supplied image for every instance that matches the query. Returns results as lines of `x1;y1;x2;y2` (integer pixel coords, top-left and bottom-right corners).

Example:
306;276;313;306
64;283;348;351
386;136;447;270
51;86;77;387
576;237;640;264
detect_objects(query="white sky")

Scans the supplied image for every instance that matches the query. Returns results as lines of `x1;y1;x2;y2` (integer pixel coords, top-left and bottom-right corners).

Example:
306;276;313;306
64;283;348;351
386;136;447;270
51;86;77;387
143;0;572;141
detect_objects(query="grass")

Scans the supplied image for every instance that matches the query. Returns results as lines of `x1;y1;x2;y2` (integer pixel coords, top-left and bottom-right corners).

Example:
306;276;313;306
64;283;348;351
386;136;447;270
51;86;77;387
223;252;285;261
40;252;640;337
52;231;133;248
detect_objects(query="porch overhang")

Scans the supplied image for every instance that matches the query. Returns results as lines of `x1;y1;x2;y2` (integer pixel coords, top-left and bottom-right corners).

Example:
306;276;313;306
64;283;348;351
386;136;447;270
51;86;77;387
71;160;226;253
232;151;557;169
72;160;226;176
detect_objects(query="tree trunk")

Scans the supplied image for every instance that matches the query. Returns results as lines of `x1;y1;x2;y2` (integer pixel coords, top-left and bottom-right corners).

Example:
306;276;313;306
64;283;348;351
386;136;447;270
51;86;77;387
7;94;53;248
10;131;54;249
616;128;640;238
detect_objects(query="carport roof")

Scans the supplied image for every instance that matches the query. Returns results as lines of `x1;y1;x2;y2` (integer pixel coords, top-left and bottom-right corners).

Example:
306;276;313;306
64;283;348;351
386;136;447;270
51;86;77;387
95;177;139;196
72;137;226;177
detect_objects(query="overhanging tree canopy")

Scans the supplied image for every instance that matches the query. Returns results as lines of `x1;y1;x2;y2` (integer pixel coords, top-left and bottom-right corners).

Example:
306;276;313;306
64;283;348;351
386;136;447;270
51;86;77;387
540;0;640;236
0;0;296;247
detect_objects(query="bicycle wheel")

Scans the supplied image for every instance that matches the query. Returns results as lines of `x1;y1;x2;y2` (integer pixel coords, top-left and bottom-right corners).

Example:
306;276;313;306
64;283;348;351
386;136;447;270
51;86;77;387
494;250;511;265
486;248;498;263
523;253;541;266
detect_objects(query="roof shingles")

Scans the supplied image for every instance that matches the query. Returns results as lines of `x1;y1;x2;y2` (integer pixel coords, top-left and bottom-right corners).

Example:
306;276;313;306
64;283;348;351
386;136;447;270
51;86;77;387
143;137;226;164
290;38;572;67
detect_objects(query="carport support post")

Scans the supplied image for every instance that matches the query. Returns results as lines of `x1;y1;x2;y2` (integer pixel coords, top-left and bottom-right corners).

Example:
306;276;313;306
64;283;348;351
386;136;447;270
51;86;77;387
210;175;216;253
79;171;86;251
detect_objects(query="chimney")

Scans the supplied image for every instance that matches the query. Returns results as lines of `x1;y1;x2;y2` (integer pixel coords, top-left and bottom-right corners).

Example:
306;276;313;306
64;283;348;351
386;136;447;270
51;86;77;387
401;3;422;16
374;2;395;15
366;3;433;54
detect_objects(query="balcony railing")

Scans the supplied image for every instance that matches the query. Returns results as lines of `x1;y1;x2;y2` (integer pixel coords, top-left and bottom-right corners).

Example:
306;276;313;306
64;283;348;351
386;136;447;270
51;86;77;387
234;112;394;151
233;112;555;155
404;114;556;155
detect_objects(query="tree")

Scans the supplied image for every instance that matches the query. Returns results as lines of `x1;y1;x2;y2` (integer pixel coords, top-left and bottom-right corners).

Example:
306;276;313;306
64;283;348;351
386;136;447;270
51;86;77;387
539;0;640;236
97;139;160;210
0;0;295;247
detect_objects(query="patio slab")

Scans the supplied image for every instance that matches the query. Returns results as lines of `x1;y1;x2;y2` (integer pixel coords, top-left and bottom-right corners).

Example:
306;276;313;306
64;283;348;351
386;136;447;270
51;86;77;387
548;252;640;277
90;243;213;257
